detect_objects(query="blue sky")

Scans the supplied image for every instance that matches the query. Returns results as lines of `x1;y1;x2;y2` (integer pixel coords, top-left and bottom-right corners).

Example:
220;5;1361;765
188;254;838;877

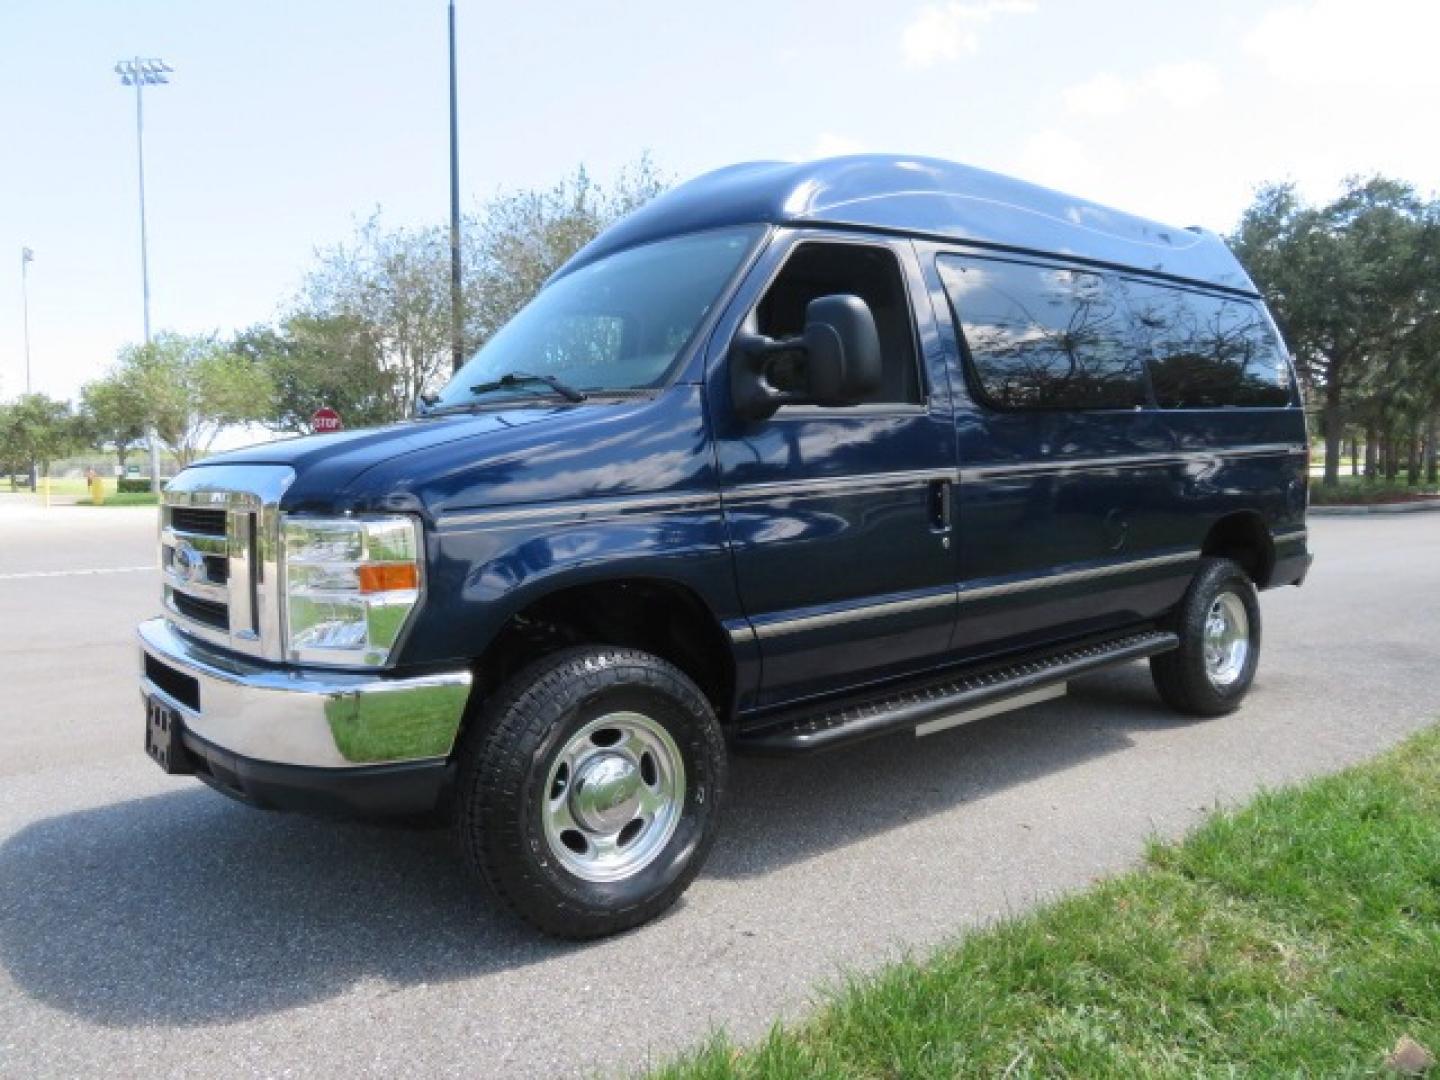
3;0;1438;403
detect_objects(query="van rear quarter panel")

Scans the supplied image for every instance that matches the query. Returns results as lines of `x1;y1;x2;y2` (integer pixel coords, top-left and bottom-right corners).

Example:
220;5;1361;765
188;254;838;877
947;407;1306;658
1158;407;1309;543
917;243;1307;655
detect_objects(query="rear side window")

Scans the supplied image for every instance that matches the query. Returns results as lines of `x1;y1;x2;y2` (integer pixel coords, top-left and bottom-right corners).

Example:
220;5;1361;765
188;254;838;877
937;255;1145;410
1123;281;1294;408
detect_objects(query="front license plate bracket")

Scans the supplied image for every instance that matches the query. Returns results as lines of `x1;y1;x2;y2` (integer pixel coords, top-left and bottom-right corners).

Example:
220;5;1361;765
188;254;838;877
145;696;193;775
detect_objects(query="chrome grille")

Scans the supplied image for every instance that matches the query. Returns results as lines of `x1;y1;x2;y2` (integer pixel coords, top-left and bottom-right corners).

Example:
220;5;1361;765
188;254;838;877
170;590;229;630
168;505;227;536
159;465;295;660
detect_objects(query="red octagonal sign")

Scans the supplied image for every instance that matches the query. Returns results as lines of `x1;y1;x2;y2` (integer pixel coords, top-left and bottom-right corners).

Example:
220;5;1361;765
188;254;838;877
311;407;343;433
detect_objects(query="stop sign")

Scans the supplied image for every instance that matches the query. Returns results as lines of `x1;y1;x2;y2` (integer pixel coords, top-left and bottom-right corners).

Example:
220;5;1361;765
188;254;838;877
311;407;343;433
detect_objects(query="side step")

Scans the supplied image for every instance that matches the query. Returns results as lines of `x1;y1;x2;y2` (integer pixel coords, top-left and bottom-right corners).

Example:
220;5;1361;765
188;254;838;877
733;630;1178;756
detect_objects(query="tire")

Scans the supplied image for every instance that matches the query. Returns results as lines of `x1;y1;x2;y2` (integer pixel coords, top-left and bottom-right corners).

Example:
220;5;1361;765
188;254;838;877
454;646;726;939
1150;557;1262;717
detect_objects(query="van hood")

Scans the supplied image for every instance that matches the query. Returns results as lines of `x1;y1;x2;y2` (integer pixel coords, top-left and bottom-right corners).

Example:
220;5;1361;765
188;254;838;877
199;407;562;475
185;389;712;519
191;406;583;511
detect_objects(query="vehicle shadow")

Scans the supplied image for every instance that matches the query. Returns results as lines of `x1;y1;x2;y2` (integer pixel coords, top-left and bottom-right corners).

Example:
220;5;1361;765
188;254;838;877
709;665;1187;878
0;666;1184;1028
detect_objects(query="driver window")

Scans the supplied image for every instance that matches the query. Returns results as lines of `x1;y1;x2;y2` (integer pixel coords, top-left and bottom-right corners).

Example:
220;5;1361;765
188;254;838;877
754;242;923;406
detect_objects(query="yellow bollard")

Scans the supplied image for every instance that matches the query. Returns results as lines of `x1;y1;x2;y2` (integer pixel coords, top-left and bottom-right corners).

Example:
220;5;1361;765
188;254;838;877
90;474;106;506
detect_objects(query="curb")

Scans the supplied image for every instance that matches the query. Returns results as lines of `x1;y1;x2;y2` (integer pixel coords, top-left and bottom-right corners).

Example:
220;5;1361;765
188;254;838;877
1309;499;1440;516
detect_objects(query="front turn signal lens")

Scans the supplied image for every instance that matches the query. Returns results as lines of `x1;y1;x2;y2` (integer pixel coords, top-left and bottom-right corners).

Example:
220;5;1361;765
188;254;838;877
357;563;420;594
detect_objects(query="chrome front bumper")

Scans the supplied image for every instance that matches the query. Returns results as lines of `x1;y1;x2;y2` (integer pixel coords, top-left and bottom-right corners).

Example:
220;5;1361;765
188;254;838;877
138;617;472;769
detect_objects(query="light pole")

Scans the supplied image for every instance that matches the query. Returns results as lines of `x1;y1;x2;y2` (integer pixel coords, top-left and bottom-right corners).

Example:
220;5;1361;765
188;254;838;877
448;0;464;373
20;246;35;489
20;247;33;394
114;56;170;492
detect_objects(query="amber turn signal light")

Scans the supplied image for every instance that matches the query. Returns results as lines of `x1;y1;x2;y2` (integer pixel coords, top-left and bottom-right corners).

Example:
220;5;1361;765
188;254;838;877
357;563;419;593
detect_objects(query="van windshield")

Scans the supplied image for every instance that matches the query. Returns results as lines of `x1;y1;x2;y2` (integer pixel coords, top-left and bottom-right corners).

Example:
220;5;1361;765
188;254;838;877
434;226;762;407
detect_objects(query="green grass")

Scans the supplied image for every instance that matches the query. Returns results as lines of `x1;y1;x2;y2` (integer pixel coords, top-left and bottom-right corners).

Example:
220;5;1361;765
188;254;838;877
651;727;1440;1079
76;491;160;507
1311;475;1440;505
1;477;160;505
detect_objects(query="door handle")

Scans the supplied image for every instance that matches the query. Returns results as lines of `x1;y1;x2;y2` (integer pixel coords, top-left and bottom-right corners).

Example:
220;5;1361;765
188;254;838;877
927;479;953;534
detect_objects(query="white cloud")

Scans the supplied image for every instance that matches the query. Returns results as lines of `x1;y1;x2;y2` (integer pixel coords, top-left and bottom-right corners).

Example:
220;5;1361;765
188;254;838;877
900;0;1037;68
1244;0;1440;89
1063;62;1221;118
977;4;1440;235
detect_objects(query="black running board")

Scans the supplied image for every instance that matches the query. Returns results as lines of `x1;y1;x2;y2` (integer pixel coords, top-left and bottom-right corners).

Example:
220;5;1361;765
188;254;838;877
733;630;1178;756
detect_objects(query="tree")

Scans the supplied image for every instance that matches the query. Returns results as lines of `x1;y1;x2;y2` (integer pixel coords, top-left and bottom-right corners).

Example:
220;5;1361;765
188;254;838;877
234;317;397;434
116;332;274;466
293;217;452;419
80;373;150;472
278;157;671;427
461;155;669;353
1231;177;1435;486
0;394;80;482
0;401;17;489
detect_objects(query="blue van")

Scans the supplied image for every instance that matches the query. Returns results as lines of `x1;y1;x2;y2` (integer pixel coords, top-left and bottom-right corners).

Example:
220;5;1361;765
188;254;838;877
139;156;1310;937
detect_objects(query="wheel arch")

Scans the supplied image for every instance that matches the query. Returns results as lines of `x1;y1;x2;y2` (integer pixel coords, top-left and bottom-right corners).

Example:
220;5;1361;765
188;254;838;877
1200;511;1276;588
461;575;738;741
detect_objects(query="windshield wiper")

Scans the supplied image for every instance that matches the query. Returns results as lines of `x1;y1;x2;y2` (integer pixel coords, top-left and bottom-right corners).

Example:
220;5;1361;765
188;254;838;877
469;371;587;403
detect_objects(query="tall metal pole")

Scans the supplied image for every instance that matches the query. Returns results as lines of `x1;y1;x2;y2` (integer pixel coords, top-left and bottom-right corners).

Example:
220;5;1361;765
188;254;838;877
135;60;162;493
20;248;35;490
116;56;168;492
134;58;153;345
20;249;32;394
448;0;464;373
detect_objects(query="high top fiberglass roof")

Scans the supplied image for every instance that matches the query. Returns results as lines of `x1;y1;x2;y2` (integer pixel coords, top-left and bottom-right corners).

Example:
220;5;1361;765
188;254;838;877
561;154;1256;296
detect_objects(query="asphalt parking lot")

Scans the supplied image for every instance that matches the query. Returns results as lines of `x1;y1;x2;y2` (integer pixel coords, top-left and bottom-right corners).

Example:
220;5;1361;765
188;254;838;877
1;499;1437;1079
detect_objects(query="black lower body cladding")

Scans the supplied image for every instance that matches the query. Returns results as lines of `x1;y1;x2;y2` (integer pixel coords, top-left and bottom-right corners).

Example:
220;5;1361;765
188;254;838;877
181;728;451;817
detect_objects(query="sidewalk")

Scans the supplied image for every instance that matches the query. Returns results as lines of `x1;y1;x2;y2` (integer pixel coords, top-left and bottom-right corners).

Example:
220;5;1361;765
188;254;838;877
1310;498;1440;516
0;495;157;524
0;492;83;510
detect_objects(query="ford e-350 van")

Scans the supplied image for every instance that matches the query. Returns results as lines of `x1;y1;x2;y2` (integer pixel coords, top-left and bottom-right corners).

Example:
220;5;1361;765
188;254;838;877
139;155;1310;937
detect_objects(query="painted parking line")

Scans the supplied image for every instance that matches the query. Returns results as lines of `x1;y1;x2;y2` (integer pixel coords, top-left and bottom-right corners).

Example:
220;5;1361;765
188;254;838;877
0;565;155;581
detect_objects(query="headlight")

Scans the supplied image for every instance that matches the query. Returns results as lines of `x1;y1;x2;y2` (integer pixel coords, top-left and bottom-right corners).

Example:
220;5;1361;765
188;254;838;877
281;515;423;668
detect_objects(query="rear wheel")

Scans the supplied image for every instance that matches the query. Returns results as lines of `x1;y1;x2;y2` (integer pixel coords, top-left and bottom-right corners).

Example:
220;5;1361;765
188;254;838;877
454;646;725;939
1150;558;1261;717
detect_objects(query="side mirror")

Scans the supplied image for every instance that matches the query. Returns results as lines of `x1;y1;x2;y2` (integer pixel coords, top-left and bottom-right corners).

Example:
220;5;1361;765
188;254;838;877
729;294;882;421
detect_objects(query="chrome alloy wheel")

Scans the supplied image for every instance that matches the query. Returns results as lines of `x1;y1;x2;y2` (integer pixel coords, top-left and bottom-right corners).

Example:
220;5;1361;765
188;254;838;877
541;712;686;883
1203;592;1250;689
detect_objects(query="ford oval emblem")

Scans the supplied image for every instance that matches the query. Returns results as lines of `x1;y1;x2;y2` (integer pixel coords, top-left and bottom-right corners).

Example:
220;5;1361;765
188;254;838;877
175;541;207;584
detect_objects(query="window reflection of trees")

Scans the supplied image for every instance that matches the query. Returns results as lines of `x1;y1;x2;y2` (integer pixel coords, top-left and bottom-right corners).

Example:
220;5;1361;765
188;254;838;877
940;259;1144;410
537;314;626;371
940;256;1293;411
1123;283;1291;408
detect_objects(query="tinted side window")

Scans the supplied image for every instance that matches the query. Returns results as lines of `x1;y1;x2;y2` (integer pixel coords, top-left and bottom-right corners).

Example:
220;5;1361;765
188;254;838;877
1123;282;1294;408
937;255;1145;410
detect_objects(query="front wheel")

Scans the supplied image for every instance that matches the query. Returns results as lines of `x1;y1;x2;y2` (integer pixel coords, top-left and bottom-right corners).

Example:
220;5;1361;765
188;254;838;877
454;647;726;939
1150;557;1261;717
